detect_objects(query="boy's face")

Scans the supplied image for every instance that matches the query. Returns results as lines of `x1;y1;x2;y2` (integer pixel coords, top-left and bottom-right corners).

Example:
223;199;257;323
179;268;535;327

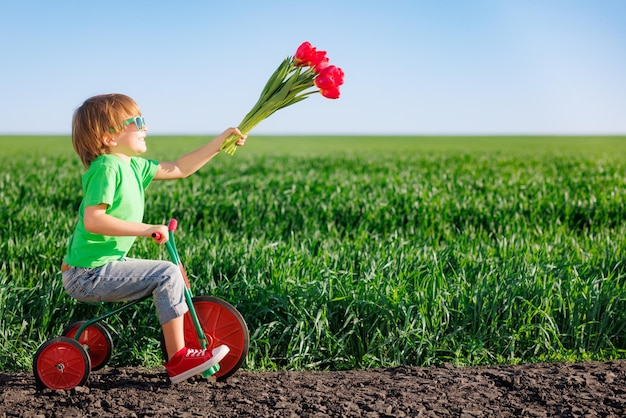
106;117;148;157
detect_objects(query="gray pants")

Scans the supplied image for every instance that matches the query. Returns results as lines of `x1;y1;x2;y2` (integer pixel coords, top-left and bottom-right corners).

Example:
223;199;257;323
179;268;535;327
62;258;189;325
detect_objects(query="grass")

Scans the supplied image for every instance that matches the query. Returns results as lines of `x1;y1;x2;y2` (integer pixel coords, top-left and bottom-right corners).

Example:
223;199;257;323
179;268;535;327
2;134;626;372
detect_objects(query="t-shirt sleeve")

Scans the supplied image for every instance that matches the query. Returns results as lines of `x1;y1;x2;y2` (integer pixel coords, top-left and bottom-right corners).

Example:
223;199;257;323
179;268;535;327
82;165;117;208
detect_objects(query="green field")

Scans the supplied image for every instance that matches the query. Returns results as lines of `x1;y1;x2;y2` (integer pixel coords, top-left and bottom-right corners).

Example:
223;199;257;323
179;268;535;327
2;135;626;372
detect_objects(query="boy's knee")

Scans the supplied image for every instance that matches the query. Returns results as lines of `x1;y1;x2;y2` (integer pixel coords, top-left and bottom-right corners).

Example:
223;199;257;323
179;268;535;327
164;262;180;276
162;262;185;289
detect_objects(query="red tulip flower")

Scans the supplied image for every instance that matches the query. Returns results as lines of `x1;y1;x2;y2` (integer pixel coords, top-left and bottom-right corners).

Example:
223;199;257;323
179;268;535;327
294;42;317;66
321;86;341;99
311;51;329;72
221;41;345;154
314;65;345;90
295;42;329;72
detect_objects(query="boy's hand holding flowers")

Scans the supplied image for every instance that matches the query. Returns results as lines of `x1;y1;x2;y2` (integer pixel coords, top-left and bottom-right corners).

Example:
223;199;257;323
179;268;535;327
221;41;344;155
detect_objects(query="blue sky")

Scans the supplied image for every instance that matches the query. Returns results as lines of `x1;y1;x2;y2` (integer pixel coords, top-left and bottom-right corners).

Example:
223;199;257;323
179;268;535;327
1;0;625;135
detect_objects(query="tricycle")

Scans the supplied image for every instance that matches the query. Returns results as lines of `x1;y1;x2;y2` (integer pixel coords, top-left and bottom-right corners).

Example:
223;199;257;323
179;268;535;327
33;219;249;390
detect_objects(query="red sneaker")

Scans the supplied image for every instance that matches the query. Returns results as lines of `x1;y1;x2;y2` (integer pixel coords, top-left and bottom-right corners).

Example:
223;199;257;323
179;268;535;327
165;345;230;384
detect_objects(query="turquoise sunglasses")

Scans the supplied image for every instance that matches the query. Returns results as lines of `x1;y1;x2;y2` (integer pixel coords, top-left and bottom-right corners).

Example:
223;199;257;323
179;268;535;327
109;116;146;133
122;116;146;131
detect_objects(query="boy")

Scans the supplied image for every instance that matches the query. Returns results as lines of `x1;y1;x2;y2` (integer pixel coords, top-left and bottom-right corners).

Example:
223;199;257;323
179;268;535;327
62;93;246;383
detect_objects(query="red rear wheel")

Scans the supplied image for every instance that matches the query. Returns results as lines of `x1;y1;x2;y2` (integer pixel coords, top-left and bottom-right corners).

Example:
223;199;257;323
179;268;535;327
33;337;91;390
62;321;114;371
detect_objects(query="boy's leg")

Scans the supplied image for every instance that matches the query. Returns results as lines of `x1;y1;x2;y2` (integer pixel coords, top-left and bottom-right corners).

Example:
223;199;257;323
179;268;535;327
162;315;185;360
62;258;189;324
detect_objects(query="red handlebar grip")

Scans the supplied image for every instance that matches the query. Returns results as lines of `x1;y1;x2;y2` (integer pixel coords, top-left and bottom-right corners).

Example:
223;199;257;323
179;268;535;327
152;232;161;240
168;219;178;231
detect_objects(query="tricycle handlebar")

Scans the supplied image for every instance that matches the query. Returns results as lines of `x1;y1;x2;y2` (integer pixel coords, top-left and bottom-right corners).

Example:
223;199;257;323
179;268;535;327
152;219;178;241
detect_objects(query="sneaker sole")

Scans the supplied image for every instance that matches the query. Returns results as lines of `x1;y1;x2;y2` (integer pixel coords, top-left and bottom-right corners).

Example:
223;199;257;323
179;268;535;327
169;345;230;384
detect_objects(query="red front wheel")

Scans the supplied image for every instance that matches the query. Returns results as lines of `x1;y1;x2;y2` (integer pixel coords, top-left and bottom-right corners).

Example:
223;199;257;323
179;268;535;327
162;296;249;381
33;337;91;390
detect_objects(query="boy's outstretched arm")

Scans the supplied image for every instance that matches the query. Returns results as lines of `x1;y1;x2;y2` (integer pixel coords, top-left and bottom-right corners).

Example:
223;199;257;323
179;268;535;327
155;128;246;180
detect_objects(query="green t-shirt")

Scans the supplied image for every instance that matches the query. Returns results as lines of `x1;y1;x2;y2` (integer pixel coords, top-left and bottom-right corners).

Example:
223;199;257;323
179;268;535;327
64;154;159;268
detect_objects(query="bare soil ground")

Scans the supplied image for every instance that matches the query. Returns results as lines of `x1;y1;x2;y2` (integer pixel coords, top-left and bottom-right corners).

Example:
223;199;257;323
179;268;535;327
2;360;626;417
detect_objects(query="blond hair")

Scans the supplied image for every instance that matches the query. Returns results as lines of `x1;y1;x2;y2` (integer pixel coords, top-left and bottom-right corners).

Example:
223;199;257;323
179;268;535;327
71;94;142;168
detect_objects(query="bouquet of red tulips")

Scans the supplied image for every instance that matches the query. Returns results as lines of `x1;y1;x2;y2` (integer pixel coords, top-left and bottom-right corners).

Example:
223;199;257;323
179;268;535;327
221;41;345;154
